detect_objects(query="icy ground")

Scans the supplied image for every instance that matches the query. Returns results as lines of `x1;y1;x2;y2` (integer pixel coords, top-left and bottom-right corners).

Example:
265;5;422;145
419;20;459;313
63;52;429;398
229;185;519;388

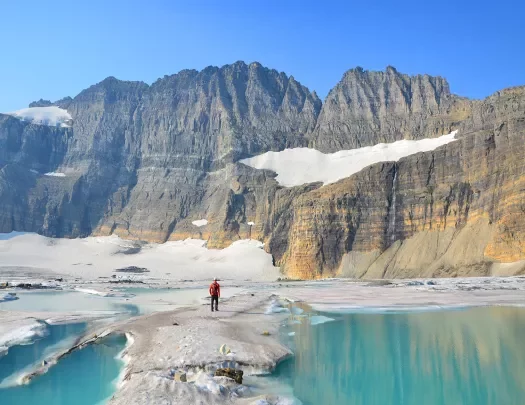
240;131;457;187
5;106;72;128
275;277;525;312
3;231;525;404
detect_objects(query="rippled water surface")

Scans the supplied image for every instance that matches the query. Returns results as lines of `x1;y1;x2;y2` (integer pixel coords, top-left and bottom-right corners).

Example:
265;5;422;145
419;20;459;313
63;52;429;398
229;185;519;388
277;307;525;405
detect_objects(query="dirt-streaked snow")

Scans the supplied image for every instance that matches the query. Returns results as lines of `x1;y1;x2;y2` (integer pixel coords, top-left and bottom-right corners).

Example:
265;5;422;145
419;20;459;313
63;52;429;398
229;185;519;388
241;131;458;187
5;106;72;128
0;233;279;282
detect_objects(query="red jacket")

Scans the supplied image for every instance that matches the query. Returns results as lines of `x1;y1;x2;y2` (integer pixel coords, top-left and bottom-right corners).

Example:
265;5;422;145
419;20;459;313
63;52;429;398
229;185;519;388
209;281;220;297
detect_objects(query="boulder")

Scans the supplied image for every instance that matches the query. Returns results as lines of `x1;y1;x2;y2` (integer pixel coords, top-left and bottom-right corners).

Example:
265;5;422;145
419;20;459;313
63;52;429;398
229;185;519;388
173;371;187;382
214;368;243;384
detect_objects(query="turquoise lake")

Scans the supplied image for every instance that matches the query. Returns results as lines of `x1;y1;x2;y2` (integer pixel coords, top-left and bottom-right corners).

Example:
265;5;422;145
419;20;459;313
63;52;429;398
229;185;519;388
0;329;127;405
0;322;87;387
277;307;525;405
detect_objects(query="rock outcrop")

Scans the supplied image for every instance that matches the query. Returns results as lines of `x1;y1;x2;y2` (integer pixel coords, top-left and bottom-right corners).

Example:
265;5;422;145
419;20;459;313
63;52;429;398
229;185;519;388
1;62;524;279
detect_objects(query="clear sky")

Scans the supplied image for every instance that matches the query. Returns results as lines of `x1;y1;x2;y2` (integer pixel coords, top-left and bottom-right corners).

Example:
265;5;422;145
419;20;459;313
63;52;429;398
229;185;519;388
1;0;523;112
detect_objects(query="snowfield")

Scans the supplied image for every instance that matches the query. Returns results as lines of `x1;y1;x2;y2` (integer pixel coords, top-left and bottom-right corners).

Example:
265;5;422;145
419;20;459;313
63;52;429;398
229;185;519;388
191;219;208;227
5;106;72;128
0;232;279;282
241;131;458;187
44;172;66;177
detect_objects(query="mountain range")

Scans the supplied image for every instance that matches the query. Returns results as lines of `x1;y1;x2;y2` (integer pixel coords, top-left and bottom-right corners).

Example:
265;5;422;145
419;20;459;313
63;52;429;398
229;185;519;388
1;61;524;279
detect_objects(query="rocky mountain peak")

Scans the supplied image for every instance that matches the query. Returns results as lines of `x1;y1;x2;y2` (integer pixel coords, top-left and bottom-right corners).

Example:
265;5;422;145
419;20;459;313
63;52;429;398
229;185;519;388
28;97;73;109
28;99;53;108
309;66;466;151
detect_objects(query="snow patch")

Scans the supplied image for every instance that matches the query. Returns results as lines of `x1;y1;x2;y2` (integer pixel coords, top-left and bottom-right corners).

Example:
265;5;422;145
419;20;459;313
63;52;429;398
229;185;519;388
192;219;208;227
6;106;72;128
241;131;458;187
44;172;66;177
0;233;279;281
74;288;133;298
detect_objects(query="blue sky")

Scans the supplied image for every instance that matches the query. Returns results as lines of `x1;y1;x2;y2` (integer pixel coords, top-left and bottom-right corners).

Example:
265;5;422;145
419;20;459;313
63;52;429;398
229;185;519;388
1;0;523;112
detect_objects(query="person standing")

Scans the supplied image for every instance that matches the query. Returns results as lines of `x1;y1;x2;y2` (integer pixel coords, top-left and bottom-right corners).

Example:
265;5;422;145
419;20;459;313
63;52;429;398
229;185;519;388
209;277;220;312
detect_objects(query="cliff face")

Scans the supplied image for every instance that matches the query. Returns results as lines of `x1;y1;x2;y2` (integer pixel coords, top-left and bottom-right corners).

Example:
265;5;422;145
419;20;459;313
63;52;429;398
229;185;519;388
1;63;524;279
278;86;525;278
0;62;321;242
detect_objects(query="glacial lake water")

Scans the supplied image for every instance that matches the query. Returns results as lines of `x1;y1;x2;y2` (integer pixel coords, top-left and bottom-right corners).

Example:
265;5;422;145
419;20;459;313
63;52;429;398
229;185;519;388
0;286;248;404
0;329;127;405
277;306;525;405
0;322;88;387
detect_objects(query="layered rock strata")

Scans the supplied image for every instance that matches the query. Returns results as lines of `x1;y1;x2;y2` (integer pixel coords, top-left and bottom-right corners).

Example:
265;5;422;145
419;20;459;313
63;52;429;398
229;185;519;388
1;62;524;278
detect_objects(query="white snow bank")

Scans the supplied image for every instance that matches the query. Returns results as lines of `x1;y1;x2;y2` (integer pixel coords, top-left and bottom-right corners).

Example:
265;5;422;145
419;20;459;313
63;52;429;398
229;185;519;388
0;233;279;281
241;131;458;187
44;172;66;177
6;106;72;128
191;219;208;227
0;321;48;357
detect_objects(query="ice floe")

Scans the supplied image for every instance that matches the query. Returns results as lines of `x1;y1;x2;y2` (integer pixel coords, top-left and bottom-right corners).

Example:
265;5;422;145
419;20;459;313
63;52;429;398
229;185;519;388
265;298;290;315
309;315;335;325
0;293;19;303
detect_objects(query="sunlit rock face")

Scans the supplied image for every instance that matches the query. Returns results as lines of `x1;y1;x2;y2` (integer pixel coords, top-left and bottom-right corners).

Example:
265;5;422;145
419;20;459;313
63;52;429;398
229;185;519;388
1;63;524;279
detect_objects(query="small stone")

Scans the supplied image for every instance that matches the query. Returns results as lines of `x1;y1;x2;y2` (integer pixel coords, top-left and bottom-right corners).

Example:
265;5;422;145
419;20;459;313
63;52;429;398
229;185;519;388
219;344;231;354
173;371;187;382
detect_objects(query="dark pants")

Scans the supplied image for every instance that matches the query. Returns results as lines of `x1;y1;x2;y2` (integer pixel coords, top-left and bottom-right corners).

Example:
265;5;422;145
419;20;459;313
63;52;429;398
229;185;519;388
211;295;219;311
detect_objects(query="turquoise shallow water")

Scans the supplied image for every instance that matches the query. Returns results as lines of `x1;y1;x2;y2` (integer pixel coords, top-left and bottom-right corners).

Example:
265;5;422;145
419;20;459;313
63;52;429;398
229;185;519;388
277;307;525;405
0;322;87;386
1;332;127;405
